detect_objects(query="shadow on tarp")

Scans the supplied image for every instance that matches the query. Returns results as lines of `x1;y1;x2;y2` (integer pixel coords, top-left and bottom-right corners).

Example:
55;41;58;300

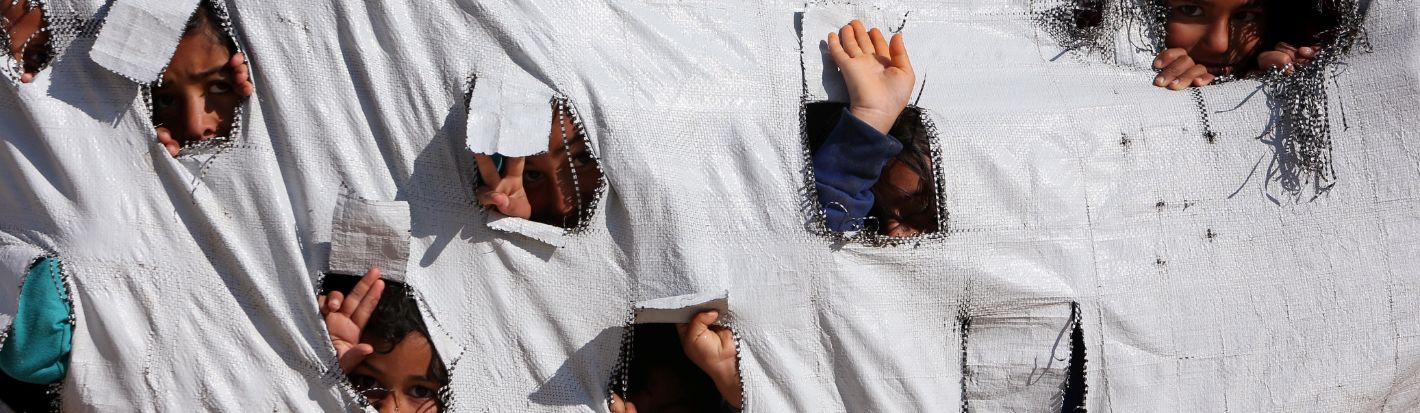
528;326;624;408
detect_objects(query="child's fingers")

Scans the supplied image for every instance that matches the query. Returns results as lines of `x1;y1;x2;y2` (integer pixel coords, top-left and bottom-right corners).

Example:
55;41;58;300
19;72;33;83
839;23;862;58
677;310;719;347
325;291;344;315
1193;73;1216;87
338;343;374;373
1170;65;1208;91
1154;56;1194;88
826;32;850;64
869;28;890;59
474;154;502;185
1152;48;1187;70
1258;50;1293;72
1299;46;1318;59
349;279;384;329
851;20;874;56
715;326;736;355
888;32;912;72
156;127;181;157
341;267;381;316
230;53;254;96
503;156;526;180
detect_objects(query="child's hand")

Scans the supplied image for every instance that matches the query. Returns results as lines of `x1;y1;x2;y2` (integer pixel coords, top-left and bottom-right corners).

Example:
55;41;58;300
609;393;638;413
1153;48;1215;91
1258;43;1321;75
230;52;255;97
677;310;742;410
474;155;532;219
2;0;47;83
320;267;385;374
155;127;181;157
827;20;915;135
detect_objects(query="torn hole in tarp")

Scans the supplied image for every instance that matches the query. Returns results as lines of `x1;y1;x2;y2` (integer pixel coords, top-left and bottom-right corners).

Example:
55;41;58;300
0;241;73;413
1061;302;1087;413
0;0;53;83
318;274;454;413
960;300;1080;412
120;0;252;160
609;291;744;413
801;102;949;246
466;76;608;239
1255;0;1370;198
1037;0;1370;196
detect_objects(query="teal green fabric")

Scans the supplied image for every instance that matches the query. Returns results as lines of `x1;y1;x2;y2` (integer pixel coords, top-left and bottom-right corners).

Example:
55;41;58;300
0;257;72;384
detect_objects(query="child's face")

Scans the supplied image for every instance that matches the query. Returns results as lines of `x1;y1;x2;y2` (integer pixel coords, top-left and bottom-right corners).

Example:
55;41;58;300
523;112;601;228
151;26;241;152
872;159;934;237
1164;0;1267;76
348;332;443;413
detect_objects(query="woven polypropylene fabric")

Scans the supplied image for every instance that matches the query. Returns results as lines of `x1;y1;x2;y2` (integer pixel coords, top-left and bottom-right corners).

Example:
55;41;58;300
0;0;1415;411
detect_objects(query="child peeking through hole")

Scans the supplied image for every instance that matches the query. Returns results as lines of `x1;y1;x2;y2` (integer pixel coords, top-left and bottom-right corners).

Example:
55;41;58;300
611;310;743;413
1153;0;1342;90
811;20;938;237
151;3;254;157
473;101;602;229
321;268;449;413
1;0;49;83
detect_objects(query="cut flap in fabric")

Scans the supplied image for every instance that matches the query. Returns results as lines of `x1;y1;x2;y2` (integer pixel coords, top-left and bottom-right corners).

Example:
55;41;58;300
89;0;202;83
800;4;908;103
328;192;413;282
465;75;557;157
633;290;730;324
485;212;567;248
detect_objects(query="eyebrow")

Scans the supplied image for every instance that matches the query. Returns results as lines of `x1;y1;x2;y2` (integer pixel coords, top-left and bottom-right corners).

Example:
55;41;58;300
190;63;228;80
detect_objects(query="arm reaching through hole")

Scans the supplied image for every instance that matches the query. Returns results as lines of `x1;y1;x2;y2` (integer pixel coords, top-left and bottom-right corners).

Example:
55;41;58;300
678;310;743;410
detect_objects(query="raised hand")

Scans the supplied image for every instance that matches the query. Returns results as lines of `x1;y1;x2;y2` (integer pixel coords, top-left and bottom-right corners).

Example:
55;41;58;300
320;267;385;374
474;155;532;219
1258;42;1321;75
1153;48;1214;90
677;310;742;410
827;19;915;134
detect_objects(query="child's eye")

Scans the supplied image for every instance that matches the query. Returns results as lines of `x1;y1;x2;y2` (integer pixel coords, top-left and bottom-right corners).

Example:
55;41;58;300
207;81;233;94
524;170;546;184
408;385;437;400
1173;5;1204;18
152;93;177;111
571;152;594;169
1234;11;1260;23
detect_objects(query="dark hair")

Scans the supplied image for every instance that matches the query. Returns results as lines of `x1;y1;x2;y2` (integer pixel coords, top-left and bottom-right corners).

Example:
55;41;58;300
871;107;940;235
362;281;451;392
182;3;237;55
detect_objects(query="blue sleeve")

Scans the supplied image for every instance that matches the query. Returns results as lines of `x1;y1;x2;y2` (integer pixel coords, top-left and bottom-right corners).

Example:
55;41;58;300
0;257;72;384
812;109;902;232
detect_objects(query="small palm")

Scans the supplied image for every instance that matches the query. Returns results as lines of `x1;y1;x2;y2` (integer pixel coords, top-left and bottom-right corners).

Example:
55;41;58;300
828;20;915;134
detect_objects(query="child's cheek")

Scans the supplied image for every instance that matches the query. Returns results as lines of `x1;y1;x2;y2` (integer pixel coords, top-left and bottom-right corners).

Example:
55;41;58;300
1163;22;1202;50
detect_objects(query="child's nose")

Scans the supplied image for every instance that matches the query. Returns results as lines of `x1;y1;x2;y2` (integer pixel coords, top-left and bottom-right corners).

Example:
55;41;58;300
179;96;218;143
1197;20;1232;56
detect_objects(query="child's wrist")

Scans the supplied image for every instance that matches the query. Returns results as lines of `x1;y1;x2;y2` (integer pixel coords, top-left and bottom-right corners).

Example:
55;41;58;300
848;106;900;135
